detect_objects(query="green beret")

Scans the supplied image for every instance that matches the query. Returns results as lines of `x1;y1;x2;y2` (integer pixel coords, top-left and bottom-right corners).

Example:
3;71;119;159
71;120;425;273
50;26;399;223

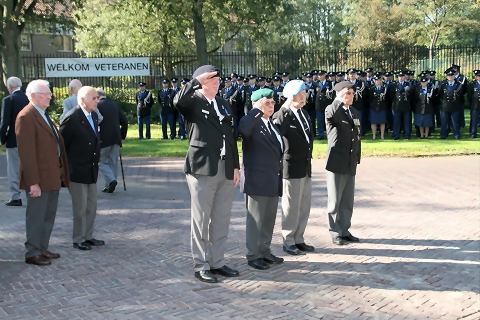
251;88;273;102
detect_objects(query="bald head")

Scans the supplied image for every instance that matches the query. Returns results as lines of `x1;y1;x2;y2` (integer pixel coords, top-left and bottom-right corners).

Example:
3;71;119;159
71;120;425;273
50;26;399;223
68;79;82;96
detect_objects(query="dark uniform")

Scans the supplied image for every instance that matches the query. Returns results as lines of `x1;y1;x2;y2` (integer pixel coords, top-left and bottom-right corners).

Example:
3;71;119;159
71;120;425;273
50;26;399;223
368;77;388;126
304;74;317;136
158;80;176;140
244;75;260;114
135;82;154;139
466;70;480;138
171;78;185;140
272;77;285;113
451;64;468;128
236;77;247;125
388;72;413;139
349;75;368;136
412;79;435;136
439;69;463;139
220;78;239;138
314;77;334;139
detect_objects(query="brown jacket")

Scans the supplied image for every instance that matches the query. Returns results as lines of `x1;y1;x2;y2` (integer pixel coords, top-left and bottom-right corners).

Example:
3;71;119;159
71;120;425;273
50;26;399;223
15;103;69;191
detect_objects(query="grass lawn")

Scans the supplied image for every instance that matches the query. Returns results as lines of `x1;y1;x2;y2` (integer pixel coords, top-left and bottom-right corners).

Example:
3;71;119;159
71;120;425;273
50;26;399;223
121;111;479;158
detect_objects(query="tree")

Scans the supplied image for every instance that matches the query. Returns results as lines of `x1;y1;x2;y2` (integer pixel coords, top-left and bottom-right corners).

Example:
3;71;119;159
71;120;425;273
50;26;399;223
0;0;73;87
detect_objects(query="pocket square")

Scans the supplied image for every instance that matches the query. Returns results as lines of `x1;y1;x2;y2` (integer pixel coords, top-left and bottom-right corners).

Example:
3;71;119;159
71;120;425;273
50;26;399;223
201;109;209;114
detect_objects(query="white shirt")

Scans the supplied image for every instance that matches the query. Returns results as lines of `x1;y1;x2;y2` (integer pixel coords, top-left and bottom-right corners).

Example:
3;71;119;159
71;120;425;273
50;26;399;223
289;106;310;143
204;96;226;156
261;117;283;151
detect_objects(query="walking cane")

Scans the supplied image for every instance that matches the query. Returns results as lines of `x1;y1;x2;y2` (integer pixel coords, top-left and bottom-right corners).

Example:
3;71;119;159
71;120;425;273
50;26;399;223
119;150;126;191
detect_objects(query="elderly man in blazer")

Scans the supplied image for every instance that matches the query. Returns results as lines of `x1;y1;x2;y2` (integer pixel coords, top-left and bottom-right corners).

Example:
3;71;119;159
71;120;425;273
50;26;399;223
1;77;29;206
239;88;285;271
61;79;103;124
174;65;240;283
96;88;128;193
15;79;69;265
325;81;362;246
272;80;315;256
60;86;104;251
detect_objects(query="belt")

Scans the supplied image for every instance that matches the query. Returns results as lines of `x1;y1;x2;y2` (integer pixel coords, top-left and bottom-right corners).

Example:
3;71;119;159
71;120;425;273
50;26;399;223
220;155;225;160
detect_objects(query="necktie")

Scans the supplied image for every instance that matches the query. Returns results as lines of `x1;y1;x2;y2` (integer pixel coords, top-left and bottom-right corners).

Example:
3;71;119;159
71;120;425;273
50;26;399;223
44;111;63;156
345;108;353;119
298;110;311;139
87;114;95;132
267;120;282;152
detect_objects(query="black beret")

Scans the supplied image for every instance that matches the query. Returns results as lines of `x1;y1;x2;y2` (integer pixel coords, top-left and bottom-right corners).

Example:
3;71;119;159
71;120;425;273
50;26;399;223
192;65;221;79
334;81;355;92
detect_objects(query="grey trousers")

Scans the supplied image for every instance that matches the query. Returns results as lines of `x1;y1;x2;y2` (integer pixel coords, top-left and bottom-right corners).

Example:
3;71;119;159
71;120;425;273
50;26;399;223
281;176;312;246
6;147;21;200
25;190;59;258
245;194;279;261
326;170;355;238
99;144;120;187
185;160;235;272
68;182;98;243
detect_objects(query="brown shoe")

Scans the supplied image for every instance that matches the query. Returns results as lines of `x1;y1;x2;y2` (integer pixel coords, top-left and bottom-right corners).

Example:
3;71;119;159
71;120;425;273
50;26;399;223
42;250;60;259
25;255;51;266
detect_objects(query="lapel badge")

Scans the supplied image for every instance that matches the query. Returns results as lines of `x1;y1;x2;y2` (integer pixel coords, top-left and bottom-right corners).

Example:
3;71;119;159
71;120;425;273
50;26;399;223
205;115;208;119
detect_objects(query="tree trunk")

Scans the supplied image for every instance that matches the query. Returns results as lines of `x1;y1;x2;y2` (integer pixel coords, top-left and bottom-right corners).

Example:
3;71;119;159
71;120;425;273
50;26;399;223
1;24;22;88
429;31;439;69
192;0;208;65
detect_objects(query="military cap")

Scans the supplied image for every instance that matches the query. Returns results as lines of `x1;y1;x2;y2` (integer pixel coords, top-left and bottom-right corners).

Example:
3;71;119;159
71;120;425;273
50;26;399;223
248;74;257;79
311;70;319;75
396;71;405;77
171;78;178;83
302;72;307;77
445;69;455;76
266;78;272;83
192;65;221;78
181;78;188;84
334;81;355;92
451;64;460;70
383;72;392;77
474;70;480;76
138;82;146;87
373;74;382;80
273;76;281;81
327;72;335;77
283;80;306;98
162;79;170;83
305;73;313;78
273;72;281;77
258;76;265;81
429;71;436;76
347;68;356;74
336;71;345;77
294;76;302;80
251;88;273;102
420;77;428;82
282;72;289;77
224;77;232;82
365;67;373;73
355;70;362;75
361;72;367;77
318;70;327;75
238;76;244;81
406;70;412;75
230;73;238;78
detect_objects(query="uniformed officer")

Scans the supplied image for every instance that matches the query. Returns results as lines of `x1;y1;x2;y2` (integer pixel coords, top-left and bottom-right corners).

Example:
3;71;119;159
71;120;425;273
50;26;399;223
135;81;154;139
304;73;317;136
272;76;285;113
368;73;388;140
466;70;480;138
336;72;345;84
388;71;413;140
439;69;463;139
230;73;238;88
347;69;368;136
158;79;176;140
281;72;290;87
328;72;336;85
383;72;394;132
428;71;442;129
171;78;185;140
315;70;334;140
265;78;272;89
365;68;374;86
220;77;239;138
244;75;259;114
258;77;267;89
451;64;468;128
412;77;435;138
312;70;319;83
236;76;246;127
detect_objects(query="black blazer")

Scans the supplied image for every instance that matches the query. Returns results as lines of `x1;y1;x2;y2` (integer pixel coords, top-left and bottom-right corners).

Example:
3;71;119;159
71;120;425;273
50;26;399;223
239;108;284;197
273;106;313;179
97;98;128;148
388;81;413;112
412;86;435;115
174;78;240;180
315;80;335;112
325;100;361;176
368;85;389;112
0;90;29;148
59;106;101;184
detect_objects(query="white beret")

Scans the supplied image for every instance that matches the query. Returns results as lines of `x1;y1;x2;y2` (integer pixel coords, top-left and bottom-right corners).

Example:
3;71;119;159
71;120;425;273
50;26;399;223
282;80;306;98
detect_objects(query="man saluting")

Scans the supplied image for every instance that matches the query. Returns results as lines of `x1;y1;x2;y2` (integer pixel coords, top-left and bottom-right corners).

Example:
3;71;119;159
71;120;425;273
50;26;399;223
174;65;240;283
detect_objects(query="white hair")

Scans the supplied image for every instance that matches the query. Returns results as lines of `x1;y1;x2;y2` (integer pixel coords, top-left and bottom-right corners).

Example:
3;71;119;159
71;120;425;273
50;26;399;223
25;79;50;101
6;77;22;89
77;86;95;105
68;79;82;93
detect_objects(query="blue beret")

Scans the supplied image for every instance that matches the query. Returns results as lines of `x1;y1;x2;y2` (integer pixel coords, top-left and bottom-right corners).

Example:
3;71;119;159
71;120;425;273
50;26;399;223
192;65;220;79
283;80;306;98
251;88;273;102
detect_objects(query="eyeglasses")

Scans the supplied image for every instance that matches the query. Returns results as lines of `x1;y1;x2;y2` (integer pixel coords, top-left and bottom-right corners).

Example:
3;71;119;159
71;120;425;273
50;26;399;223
35;92;52;97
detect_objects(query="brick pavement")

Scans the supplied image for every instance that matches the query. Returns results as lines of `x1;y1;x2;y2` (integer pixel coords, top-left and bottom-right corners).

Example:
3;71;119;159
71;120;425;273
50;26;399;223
0;153;478;319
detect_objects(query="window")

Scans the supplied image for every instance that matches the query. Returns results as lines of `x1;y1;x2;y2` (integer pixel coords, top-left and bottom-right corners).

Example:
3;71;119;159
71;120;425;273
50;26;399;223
20;35;32;51
55;35;73;51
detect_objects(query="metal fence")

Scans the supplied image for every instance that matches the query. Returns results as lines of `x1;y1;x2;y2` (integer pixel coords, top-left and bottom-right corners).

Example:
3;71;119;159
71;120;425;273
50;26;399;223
19;45;480;103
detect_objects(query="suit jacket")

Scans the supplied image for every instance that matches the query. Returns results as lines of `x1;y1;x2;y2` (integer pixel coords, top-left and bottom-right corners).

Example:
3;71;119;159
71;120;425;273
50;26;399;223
61;94;104;123
273;106;313;179
1;90;29;147
59;106;101;184
15;103;69;191
174;78;240;180
325;100;361;176
97;98;128;148
239;108;284;197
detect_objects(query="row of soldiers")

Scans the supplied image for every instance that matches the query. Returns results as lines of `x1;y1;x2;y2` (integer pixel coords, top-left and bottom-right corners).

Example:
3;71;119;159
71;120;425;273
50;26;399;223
135;64;480;140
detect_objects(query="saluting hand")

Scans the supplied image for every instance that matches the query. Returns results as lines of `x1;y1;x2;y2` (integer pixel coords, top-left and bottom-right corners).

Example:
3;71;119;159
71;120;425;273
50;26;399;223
196;72;220;86
253;97;269;112
281;96;293;109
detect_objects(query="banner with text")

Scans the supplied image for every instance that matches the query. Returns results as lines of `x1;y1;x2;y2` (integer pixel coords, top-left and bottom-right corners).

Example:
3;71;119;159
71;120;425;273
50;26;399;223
45;57;150;77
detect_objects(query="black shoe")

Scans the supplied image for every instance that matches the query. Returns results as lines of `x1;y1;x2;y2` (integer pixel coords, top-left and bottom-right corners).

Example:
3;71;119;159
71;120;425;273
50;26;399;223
194;270;218;283
296;243;315;252
169;137;175;140
283;245;306;255
73;242;91;250
248;258;270;270
138;137;143;140
332;236;347;245
101;187;108;193
107;180;117;193
341;234;360;242
263;254;284;264
210;265;239;277
85;238;105;246
5;199;22;206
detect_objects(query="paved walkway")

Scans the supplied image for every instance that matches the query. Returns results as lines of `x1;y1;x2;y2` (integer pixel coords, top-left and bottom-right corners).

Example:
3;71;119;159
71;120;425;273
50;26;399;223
0;154;479;319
